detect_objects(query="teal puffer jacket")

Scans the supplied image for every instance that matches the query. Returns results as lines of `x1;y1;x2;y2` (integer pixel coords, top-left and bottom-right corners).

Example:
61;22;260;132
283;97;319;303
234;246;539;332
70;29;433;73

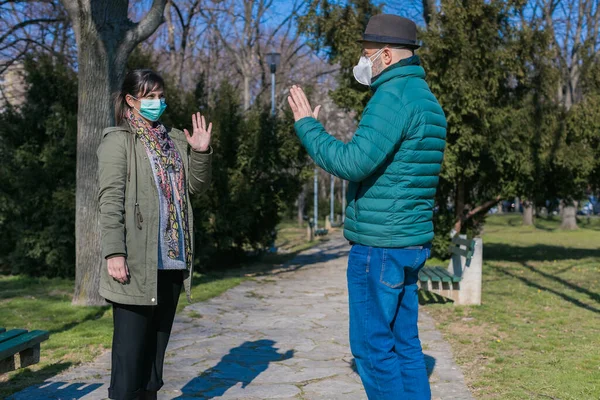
294;56;446;248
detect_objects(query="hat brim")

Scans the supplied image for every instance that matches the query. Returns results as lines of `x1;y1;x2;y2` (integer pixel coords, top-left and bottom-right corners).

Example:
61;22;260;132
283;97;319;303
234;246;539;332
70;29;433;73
358;34;421;49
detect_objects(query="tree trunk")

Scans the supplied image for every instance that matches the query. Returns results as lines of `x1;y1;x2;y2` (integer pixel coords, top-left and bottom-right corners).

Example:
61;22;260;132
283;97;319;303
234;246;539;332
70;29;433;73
422;0;437;26
243;74;250;111
560;201;578;230
64;0;166;305
523;201;534;225
453;179;466;234
72;40;122;305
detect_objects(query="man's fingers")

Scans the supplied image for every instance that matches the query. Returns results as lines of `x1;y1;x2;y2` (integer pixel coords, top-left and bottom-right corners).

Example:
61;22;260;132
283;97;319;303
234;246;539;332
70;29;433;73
313;105;322;119
288;96;301;120
297;86;311;111
296;86;311;113
287;95;298;113
291;87;307;114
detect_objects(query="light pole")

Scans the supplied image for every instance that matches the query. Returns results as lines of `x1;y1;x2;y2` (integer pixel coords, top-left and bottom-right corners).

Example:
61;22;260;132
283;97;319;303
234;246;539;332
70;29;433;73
330;174;335;225
266;52;281;116
314;166;319;229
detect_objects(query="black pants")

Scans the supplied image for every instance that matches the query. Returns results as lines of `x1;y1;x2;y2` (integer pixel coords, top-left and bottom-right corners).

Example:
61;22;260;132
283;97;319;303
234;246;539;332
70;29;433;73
109;270;183;400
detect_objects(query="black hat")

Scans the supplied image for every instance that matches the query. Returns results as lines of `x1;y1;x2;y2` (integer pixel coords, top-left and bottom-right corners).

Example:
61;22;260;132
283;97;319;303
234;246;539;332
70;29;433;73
358;14;420;49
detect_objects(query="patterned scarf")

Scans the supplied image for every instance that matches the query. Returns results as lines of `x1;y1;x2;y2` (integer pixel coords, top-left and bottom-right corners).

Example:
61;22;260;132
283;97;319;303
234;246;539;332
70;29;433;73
127;110;191;269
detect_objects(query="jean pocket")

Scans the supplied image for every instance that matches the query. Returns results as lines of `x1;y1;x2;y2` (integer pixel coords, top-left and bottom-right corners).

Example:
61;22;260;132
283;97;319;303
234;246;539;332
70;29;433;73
379;249;406;289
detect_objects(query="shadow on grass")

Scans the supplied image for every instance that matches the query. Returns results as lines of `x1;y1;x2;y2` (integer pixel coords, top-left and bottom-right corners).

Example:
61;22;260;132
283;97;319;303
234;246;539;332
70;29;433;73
48;307;111;335
0;280;71;301
521;262;600;304
492;265;600;315
419;290;453;305
484;243;600;263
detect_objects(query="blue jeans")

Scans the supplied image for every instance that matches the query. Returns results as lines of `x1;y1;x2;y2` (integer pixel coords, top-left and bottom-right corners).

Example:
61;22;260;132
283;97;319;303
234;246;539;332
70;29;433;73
347;244;431;400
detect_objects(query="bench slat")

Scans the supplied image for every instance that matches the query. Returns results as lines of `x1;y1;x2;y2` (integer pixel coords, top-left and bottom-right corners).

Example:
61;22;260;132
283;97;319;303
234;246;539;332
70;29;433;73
419;267;441;282
0;328;5;334
0;330;49;360
427;267;451;282
434;266;462;282
0;329;27;345
431;266;453;282
418;269;431;282
427;267;445;282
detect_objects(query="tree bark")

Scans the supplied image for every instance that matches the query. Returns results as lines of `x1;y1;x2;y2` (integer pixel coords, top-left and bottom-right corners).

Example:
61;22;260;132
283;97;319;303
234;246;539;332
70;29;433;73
523;201;534;225
560;201;578;230
243;74;251;111
422;0;437;26
452;179;466;234
63;0;167;305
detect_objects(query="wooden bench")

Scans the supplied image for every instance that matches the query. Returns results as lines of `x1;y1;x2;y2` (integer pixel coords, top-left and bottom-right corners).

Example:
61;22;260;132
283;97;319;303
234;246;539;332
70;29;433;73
418;236;483;305
0;328;49;374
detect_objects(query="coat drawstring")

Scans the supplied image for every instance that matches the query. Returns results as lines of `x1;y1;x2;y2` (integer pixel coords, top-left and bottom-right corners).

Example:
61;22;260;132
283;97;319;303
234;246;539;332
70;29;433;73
129;130;144;230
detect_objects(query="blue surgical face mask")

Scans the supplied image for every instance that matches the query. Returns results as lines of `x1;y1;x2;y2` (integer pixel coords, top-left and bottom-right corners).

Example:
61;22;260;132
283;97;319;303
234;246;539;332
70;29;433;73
133;97;167;122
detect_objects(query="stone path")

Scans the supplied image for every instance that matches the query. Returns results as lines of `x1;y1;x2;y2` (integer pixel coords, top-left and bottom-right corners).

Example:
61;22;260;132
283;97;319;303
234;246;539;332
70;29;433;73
11;233;473;400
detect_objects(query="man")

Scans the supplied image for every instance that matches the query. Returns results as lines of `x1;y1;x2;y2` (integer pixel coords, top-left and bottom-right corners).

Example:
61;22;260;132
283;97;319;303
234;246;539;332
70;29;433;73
287;14;446;400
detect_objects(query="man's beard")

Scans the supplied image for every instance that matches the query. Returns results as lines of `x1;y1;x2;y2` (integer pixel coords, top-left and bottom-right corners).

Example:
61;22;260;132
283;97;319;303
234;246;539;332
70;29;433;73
372;58;385;79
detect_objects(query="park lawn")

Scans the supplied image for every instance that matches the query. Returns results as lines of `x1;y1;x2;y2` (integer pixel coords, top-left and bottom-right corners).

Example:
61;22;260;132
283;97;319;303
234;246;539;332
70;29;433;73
424;215;600;400
0;221;326;398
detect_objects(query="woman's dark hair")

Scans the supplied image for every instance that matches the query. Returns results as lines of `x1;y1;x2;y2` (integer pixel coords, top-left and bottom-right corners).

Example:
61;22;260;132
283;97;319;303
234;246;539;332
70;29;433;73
114;69;164;125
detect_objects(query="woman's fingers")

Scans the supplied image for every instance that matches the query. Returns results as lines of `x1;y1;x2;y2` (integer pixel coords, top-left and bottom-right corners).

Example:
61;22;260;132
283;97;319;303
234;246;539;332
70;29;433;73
207;122;213;135
108;258;128;283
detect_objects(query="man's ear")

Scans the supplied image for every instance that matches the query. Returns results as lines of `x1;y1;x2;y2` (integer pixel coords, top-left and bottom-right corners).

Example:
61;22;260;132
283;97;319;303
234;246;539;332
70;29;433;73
383;47;395;66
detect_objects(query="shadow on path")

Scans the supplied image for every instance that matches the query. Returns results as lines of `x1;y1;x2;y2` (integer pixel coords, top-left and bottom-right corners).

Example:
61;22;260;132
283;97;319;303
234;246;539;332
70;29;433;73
350;354;436;378
177;340;293;399
8;381;103;400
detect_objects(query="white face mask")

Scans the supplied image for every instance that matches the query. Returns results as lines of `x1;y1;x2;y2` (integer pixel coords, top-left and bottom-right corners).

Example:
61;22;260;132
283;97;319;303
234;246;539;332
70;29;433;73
353;47;386;86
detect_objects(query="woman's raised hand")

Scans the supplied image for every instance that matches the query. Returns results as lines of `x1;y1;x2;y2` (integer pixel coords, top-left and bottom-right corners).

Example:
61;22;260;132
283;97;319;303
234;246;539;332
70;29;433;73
184;112;212;152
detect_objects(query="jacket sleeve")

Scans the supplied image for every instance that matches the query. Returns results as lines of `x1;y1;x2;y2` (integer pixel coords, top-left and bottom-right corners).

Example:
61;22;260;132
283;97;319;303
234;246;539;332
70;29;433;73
294;97;408;182
97;132;128;259
188;147;213;195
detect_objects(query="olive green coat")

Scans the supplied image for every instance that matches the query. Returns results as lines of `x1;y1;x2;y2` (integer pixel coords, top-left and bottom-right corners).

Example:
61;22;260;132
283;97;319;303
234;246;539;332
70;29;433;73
97;124;212;306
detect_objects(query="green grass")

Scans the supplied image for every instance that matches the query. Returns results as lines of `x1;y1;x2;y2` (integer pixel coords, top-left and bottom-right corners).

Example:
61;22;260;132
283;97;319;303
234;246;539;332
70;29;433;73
424;215;600;399
0;220;326;398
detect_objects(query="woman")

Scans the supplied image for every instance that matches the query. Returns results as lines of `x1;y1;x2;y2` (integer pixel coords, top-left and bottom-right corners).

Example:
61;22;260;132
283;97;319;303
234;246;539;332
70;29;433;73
97;69;213;400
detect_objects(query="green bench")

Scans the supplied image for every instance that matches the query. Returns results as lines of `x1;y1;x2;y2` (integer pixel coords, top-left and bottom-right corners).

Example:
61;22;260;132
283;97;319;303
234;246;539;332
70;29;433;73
418;236;483;305
0;328;49;374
